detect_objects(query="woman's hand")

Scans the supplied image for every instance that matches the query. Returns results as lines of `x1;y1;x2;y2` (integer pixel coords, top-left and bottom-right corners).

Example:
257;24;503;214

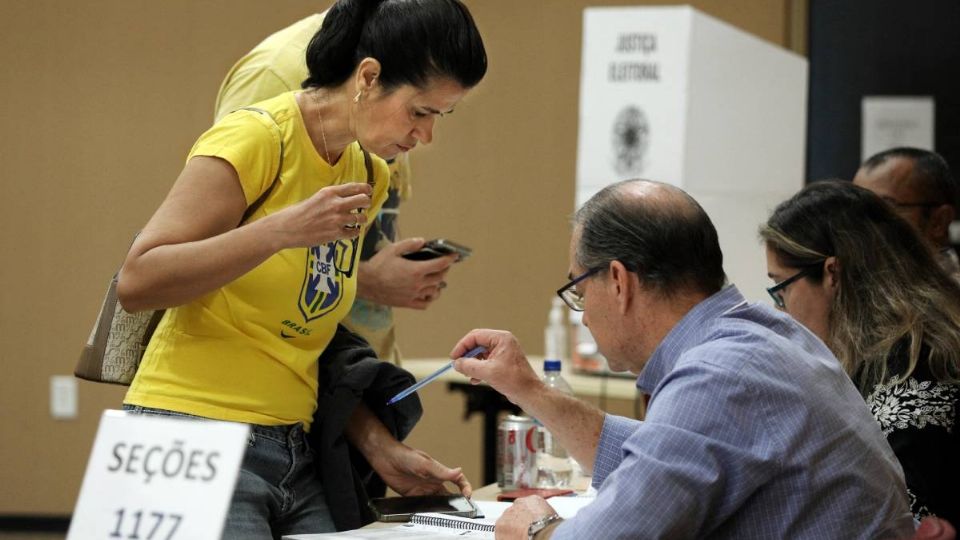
345;404;472;497
265;182;373;249
118;157;373;311
369;442;473;497
357;237;456;309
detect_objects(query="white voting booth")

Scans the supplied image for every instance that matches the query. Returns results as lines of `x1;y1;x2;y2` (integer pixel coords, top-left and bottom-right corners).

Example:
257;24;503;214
577;6;808;302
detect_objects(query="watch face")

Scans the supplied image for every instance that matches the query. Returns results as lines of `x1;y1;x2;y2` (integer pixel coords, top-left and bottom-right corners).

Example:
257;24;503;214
528;515;562;539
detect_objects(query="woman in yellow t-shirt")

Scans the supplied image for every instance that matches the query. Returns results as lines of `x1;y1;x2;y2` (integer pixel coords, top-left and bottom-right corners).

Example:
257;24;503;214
115;0;487;537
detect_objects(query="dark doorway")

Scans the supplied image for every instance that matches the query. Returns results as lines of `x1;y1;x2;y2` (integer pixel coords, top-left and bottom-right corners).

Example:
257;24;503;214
807;0;960;181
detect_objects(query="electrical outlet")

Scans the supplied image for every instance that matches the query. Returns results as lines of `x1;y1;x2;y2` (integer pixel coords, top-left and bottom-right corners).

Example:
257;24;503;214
50;375;78;419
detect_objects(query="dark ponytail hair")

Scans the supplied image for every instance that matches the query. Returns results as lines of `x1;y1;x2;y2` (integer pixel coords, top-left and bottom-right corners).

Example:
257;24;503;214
302;0;487;91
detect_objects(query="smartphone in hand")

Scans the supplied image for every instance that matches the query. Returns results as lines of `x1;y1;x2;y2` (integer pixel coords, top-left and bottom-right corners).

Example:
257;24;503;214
402;238;472;262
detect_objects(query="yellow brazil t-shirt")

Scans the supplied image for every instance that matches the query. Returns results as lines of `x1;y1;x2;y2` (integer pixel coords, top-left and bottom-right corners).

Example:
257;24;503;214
124;91;389;430
213;13;324;123
213;13;412;364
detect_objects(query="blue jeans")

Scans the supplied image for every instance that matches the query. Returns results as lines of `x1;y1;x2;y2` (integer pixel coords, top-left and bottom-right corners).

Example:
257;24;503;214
123;405;335;540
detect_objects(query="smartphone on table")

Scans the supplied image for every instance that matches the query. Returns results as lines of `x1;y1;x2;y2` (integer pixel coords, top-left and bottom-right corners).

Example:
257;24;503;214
402;238;472;262
368;494;481;522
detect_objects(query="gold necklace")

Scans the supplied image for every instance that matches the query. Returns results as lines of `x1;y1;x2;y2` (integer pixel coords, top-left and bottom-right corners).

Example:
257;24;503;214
311;90;333;164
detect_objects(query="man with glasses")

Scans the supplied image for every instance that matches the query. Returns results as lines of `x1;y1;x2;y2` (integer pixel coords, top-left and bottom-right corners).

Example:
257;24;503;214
854;147;959;280
450;179;912;539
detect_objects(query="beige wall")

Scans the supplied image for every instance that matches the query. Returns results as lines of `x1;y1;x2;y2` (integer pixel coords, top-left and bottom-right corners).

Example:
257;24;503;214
0;0;801;515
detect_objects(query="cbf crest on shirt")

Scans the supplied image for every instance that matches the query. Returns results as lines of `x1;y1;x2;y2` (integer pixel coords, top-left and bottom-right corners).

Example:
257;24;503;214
300;238;359;322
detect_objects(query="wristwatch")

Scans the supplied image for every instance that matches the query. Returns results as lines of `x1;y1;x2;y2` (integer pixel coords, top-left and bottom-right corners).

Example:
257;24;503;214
527;514;563;540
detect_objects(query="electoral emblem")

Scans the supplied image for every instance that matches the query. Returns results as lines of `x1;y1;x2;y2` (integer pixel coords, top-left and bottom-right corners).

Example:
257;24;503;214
611;105;649;176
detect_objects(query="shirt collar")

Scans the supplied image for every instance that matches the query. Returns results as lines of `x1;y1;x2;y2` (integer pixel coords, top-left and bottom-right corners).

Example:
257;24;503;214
635;285;746;393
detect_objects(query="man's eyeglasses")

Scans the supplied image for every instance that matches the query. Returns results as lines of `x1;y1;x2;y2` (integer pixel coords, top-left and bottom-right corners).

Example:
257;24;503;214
556;267;603;311
766;264;819;309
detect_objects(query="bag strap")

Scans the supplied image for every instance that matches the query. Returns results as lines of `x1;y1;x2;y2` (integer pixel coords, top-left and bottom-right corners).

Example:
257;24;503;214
361;148;374;187
233;107;372;223
238;106;284;225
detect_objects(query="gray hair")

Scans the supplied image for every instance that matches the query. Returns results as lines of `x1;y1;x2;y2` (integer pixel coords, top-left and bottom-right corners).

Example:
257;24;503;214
573;179;726;297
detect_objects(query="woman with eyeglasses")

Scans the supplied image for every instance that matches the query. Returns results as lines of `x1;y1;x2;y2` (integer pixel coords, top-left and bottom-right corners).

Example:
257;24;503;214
114;1;486;537
760;180;960;525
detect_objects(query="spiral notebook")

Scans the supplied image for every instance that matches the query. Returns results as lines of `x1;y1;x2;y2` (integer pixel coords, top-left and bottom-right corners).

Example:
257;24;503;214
281;498;594;539
402;512;495;537
282;512;495;539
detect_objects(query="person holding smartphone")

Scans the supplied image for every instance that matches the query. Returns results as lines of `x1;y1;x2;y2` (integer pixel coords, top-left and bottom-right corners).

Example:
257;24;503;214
117;1;487;537
215;7;462;365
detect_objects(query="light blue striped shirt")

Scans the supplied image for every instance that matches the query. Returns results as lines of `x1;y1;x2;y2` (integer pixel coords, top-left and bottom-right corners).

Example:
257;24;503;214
553;286;913;540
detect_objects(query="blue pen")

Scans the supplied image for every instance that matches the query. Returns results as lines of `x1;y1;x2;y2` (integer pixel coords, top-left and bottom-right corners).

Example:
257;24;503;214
386;345;487;406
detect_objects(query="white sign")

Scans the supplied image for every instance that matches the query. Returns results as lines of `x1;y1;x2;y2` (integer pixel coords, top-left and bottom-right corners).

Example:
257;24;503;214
576;7;691;207
862;96;935;161
68;410;249;540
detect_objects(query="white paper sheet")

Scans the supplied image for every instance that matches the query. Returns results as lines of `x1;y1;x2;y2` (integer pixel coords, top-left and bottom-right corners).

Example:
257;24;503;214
862;96;935;161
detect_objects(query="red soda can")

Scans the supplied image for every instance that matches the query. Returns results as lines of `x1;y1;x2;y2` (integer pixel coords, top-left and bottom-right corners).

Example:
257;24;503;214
497;414;538;489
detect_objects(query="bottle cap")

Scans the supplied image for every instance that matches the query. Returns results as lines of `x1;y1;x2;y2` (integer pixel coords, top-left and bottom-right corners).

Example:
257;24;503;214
543;359;562;372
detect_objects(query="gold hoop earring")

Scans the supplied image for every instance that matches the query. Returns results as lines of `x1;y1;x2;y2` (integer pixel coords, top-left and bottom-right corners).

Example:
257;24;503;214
353;90;362;103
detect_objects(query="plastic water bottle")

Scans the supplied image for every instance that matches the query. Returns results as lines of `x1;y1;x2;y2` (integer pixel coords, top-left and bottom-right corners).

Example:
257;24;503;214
536;359;575;487
569;309;609;374
544;297;568;365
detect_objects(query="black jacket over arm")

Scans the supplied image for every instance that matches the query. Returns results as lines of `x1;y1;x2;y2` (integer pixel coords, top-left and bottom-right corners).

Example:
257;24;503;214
307;324;423;531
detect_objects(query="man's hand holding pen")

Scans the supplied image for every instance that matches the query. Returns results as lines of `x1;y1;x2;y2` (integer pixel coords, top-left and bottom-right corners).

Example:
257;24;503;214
450;329;546;407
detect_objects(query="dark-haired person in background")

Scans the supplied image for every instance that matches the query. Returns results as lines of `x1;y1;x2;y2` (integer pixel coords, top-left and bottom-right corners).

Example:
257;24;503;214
854;147;960;281
761;180;960;526
215;3;460;365
452;180;911;539
115;0;487;537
